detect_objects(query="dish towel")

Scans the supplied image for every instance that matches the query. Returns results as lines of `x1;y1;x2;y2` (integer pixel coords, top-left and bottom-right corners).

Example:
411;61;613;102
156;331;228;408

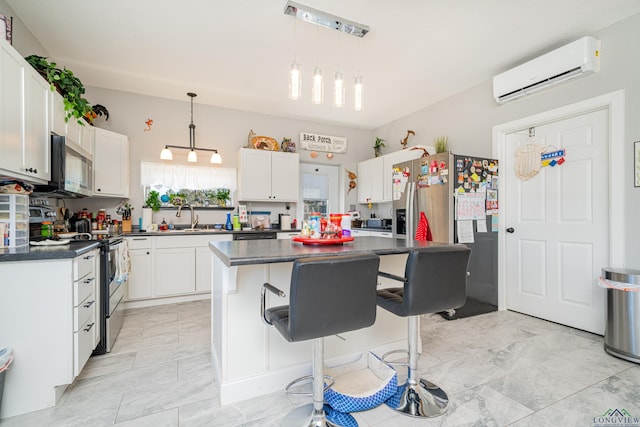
415;212;433;241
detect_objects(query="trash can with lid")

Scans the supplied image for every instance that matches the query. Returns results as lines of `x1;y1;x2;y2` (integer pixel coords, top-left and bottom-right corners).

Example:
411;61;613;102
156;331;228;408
602;267;640;363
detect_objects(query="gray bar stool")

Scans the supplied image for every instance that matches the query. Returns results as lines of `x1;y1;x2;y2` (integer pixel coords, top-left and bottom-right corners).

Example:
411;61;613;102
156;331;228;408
261;253;381;427
377;245;471;418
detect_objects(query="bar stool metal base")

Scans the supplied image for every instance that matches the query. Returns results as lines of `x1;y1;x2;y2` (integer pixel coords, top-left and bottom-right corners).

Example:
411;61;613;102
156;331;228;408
388;378;449;418
280;404;339;427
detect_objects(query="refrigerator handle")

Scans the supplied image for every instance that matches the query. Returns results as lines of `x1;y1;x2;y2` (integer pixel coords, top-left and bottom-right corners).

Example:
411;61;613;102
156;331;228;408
407;182;415;242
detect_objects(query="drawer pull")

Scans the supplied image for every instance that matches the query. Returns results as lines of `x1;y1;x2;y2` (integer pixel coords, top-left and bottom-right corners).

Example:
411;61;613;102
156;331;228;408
84;300;95;308
83;254;96;260
133;238;148;241
84;322;95;332
83;277;95;284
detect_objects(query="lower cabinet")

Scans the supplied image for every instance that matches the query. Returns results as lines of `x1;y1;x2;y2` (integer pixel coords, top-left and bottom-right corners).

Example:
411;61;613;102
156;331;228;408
0;247;99;418
126;234;232;302
155;247;196;296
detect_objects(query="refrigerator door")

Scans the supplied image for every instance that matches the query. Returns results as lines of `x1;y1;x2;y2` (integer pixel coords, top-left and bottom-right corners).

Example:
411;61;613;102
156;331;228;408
392;160;415;239
414;152;454;243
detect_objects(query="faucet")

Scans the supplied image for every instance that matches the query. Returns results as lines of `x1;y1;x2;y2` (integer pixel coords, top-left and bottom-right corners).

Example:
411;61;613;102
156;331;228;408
176;203;199;229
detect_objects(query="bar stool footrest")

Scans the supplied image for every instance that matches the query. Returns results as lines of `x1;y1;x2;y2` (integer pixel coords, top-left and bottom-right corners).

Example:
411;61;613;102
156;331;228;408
285;375;335;396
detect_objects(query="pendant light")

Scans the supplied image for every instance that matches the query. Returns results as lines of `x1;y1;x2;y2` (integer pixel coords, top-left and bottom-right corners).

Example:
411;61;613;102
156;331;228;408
289;59;302;100
354;75;363;111
159;93;222;164
312;65;324;104
333;71;345;108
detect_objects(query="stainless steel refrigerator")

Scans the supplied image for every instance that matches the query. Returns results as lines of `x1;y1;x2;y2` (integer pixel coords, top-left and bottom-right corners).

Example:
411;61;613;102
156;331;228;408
392;152;499;319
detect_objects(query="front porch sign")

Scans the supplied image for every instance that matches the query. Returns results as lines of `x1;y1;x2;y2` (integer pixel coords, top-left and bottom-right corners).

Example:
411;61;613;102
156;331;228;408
300;132;347;153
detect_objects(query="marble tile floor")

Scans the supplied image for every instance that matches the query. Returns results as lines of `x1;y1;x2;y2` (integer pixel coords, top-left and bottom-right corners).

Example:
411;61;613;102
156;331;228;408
2;300;639;426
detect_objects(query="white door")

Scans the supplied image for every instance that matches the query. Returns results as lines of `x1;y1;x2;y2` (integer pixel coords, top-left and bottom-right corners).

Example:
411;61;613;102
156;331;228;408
504;108;609;334
299;163;339;220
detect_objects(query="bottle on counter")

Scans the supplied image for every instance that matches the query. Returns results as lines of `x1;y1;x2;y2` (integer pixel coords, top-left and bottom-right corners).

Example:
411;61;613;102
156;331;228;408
41;221;53;239
91;213;98;231
225;213;233;231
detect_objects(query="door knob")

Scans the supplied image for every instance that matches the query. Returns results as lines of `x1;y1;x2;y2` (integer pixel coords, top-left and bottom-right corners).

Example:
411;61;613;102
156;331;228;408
506;227;515;233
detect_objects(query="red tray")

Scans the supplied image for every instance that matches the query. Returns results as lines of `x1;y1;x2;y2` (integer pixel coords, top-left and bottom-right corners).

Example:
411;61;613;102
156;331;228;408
292;236;354;245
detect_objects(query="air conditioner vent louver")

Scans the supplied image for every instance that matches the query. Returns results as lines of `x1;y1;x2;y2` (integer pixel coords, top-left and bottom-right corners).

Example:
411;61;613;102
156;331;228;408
493;37;600;104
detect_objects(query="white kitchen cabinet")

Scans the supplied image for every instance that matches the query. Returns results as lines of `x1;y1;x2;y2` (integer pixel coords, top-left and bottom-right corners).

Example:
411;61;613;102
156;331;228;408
24;68;51;182
126;233;232;304
127;236;154;300
237;148;299;202
350;229;371;237
359;149;426;203
369;230;394;238
93;127;129;197
0;247;99;418
0;39;24;178
0;39;50;183
155;247;196;296
66;119;95;155
72;249;99;377
49;91;66;136
357;156;383;203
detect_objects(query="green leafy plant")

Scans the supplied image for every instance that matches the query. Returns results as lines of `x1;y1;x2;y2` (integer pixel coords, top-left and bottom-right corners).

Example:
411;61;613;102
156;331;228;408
215;188;231;206
25;55;99;125
145;190;162;212
434;136;449;153
373;137;385;157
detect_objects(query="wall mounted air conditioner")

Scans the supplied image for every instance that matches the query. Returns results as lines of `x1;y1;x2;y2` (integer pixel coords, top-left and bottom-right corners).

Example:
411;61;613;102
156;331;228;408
493;36;601;104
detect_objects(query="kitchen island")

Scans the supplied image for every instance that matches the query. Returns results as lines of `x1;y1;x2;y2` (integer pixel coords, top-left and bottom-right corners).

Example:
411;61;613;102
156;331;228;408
208;236;462;405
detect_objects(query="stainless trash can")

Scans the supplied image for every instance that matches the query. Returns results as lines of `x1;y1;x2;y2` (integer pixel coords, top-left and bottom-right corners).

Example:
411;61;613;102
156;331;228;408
602;267;640;363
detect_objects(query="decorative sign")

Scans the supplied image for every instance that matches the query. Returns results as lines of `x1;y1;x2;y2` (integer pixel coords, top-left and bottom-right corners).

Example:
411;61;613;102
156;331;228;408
541;148;566;167
299;132;347;153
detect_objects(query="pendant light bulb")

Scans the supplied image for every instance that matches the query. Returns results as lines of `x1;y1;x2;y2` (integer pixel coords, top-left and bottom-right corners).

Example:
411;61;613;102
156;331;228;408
160;147;173;160
210;152;222;164
354;75;363;112
312;66;324;105
289;61;301;100
187;150;198;163
333;71;345;108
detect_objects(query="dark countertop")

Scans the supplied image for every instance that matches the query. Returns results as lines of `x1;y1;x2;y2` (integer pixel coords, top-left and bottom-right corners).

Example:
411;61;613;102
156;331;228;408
0;240;101;263
209;236;460;267
125;229;300;237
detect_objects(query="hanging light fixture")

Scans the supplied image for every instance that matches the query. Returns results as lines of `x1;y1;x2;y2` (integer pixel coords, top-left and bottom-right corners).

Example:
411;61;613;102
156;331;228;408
354;75;363;111
334;70;345;108
312;65;324;104
159;92;222;164
289;59;302;100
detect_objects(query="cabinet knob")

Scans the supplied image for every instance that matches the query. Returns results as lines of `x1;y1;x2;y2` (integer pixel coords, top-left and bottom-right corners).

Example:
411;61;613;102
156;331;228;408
97;188;101;192
84;322;95;332
146;251;150;255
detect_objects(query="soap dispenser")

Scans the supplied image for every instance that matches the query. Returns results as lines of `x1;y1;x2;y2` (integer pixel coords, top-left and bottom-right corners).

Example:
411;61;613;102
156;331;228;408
225;212;233;230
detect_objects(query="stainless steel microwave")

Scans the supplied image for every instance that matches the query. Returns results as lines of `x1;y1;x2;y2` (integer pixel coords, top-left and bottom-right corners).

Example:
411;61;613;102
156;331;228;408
33;135;93;197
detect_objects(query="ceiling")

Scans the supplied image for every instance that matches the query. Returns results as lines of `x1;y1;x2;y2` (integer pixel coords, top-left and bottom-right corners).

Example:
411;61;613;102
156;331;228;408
7;0;640;130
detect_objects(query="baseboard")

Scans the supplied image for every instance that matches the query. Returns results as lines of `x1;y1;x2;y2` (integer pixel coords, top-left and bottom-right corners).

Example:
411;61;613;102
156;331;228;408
124;293;210;309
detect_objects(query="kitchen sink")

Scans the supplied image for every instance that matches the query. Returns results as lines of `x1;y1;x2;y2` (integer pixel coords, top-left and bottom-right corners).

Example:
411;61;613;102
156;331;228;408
165;228;226;233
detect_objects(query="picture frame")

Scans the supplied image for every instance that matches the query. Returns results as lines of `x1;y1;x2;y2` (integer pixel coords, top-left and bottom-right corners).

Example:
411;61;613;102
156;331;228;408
0;13;12;45
635;141;640;187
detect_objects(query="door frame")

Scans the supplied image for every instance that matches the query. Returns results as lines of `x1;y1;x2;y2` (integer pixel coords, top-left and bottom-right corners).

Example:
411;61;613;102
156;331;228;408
492;90;626;311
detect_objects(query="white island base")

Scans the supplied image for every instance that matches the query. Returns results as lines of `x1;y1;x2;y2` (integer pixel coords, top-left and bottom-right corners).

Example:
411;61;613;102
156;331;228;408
211;254;409;405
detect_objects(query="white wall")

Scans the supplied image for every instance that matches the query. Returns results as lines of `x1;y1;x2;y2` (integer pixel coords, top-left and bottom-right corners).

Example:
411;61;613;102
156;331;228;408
374;13;640;266
0;0;47;57
74;87;375;226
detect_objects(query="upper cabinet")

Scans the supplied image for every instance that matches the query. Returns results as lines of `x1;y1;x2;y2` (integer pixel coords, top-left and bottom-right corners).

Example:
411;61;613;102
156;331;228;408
358;149;425;204
357;157;384;204
0;39;50;183
237;148;299;202
93;128;129;197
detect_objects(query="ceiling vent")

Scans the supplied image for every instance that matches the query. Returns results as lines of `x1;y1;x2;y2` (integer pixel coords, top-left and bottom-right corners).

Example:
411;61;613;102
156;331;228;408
493;36;601;104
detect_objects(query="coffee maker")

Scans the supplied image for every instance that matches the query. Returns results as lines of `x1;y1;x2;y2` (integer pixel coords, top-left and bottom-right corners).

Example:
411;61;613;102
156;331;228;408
28;205;57;240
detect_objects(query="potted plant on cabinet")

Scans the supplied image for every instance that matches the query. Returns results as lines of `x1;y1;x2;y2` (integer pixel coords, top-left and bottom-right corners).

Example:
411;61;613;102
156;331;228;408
24;54;104;125
373;137;385;157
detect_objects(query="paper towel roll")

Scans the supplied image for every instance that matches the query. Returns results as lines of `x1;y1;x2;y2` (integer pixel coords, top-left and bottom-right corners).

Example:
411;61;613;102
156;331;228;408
142;208;152;230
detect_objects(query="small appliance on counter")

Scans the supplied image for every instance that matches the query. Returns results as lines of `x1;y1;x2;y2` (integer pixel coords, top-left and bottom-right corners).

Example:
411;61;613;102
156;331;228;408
279;213;291;230
249;211;271;230
28;204;57;241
